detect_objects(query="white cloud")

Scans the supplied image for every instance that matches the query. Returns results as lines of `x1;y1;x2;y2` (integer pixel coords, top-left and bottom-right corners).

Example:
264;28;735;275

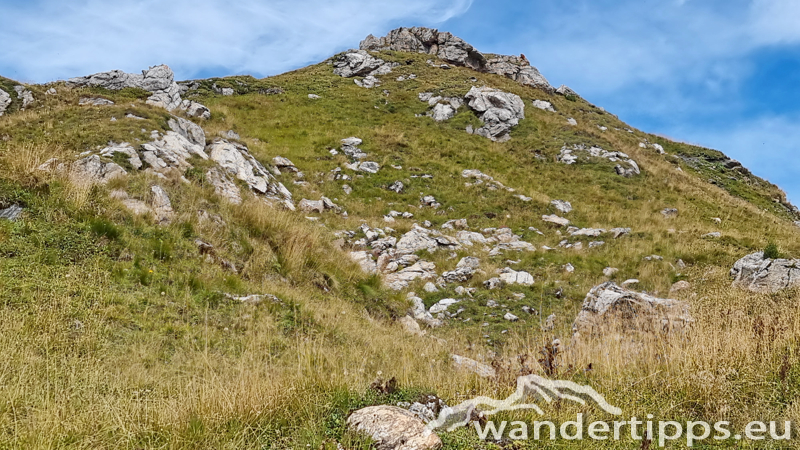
0;0;472;82
665;115;800;204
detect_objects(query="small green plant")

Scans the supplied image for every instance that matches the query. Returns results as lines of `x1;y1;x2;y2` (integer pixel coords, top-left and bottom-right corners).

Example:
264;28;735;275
89;218;121;240
764;242;781;259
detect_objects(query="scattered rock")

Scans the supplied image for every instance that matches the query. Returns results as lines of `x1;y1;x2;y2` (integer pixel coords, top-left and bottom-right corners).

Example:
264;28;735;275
702;232;721;238
498;268;534;286
566;118;577;126
0;205;23;221
78;97;114;106
564;263;575;273
399;316;425;336
205;167;242;204
224;130;241;140
531;100;555;112
423;282;439;293
99;143;143;170
669;280;691;293
603;267;619;277
555;85;578;97
308;94;320;99
451;354;496;378
572;282;693;336
388;181;404;193
385;261;437;290
661;208;678;218
333;49;397;78
429;298;460;314
272;156;298;173
542;214;570;227
551;200;572;214
351;251;378;274
71;155;127;184
610;227;631;238
347;406;442;450
504;312;519;322
558;144;640;177
621;279;639;287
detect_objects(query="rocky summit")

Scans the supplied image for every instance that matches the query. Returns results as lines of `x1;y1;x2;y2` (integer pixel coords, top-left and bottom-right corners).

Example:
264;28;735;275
0;26;799;449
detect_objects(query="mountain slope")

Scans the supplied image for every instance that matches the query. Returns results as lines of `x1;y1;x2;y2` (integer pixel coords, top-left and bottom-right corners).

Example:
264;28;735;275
0;27;799;449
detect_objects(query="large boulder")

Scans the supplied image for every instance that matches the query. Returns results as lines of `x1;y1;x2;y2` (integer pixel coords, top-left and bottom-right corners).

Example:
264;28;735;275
464;86;525;142
333;50;397;78
572;282;692;336
347;406;442;450
730;251;800;293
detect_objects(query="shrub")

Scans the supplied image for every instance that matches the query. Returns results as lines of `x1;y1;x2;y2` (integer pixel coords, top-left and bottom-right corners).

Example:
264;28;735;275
764;242;780;259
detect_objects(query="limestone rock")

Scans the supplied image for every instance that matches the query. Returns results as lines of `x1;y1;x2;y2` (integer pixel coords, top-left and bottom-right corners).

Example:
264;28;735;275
669;280;691;293
385;261;437;290
451;354;496;378
551;199;572;214
558;144;640;177
272;156;298;173
464;86;525;142
730;251;800;293
498;268;534;286
141;131;208;173
0;88;11;116
0;205;23;221
542;214;570;227
79;97;114;106
429;298;460;314
347;406;442;450
332;50;386;78
430;103;455;122
399;315;425;336
13;86;34;110
556;85;578;97
610;228;631;238
351;251;378;274
362;27;485;70
99;143;142;170
180;100;211;120
167;116;205;147
207;139;293;208
662;208;678;218
603;267;619;277
71;155;126;184
361;27;551;90
532;99;555;112
572;282;693;336
205;167;242;204
149;185;174;225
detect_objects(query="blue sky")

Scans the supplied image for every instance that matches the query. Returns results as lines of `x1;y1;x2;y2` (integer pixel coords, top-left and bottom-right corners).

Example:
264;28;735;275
1;0;799;203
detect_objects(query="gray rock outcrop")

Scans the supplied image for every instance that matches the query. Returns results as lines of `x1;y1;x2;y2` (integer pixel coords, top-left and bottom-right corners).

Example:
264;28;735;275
167;116;205;147
730;251;800;293
464;86;525;142
361;27;552;90
572;282;693;336
347;406;442;450
0;88;11;116
558;144;640;177
207;139;293;209
14;86;34;110
67;65;210;118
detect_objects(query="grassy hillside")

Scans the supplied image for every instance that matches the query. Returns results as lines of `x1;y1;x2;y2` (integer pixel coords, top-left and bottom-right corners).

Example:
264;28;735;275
0;48;799;448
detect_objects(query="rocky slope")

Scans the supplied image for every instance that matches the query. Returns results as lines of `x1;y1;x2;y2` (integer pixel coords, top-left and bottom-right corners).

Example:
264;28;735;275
1;26;799;449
